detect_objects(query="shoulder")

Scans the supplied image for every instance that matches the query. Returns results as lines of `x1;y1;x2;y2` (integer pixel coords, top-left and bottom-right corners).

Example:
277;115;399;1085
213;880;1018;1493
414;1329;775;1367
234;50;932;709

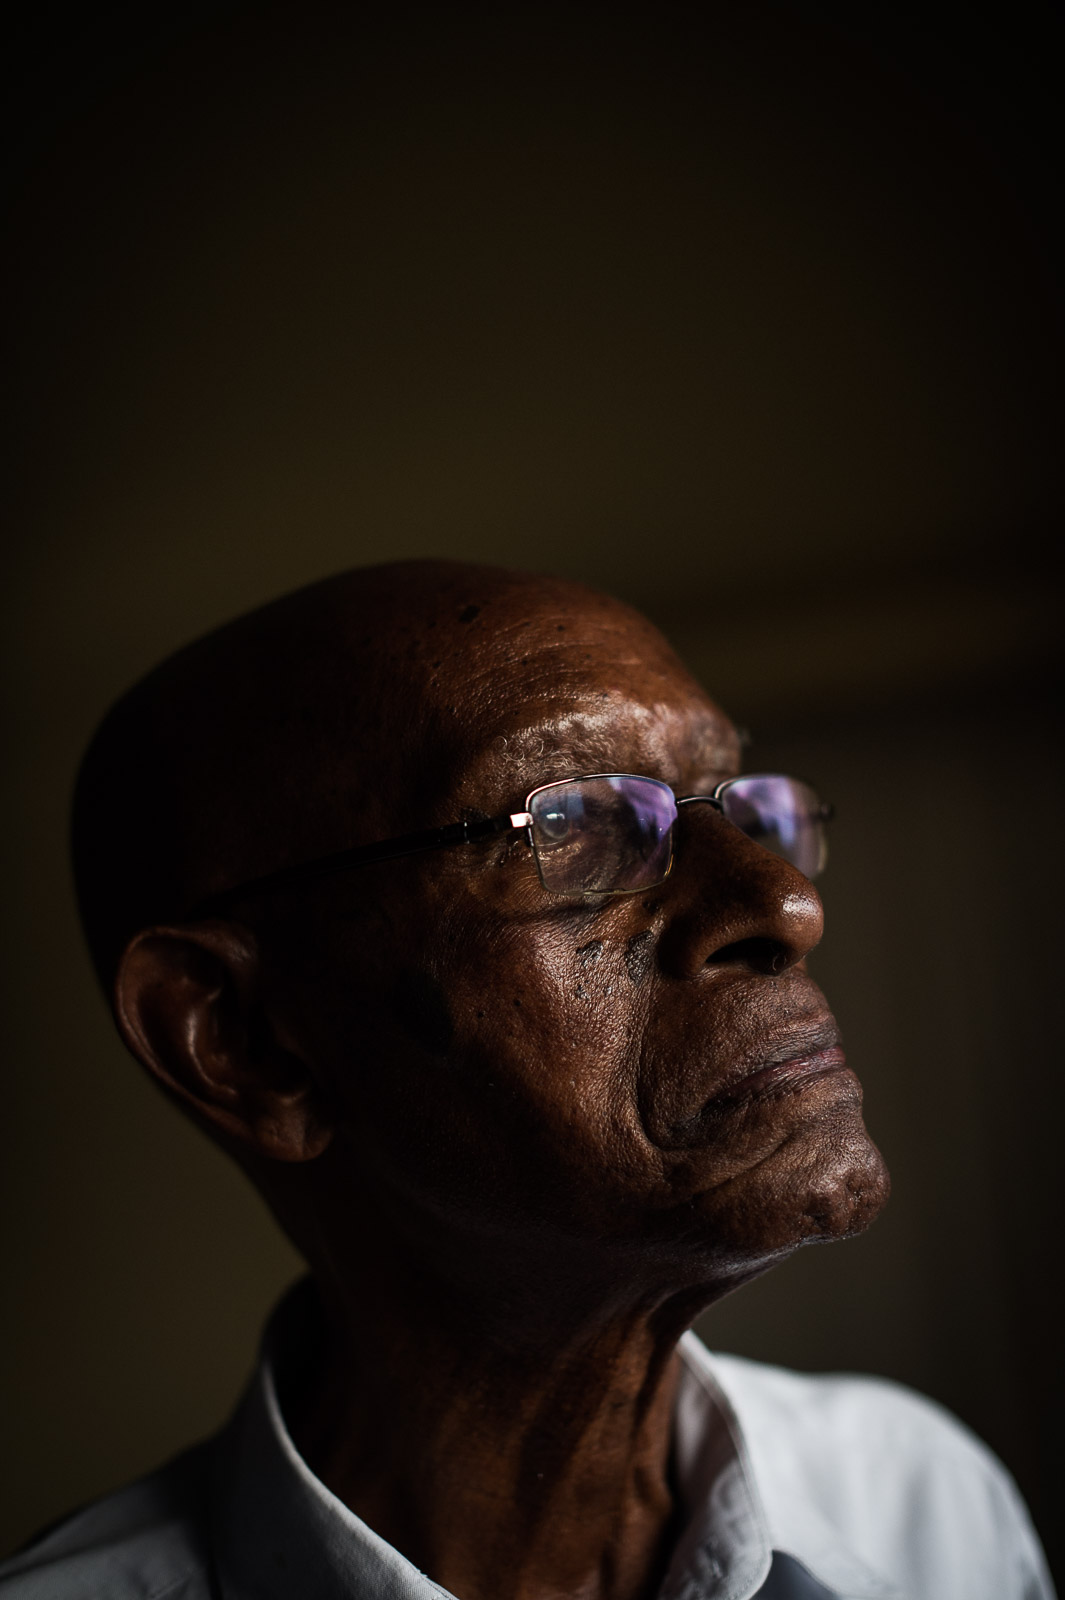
706;1342;999;1470
0;1440;217;1600
683;1337;1055;1600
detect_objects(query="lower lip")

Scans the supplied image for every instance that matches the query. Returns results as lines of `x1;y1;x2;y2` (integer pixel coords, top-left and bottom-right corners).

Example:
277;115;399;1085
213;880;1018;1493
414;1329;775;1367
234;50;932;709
710;1046;849;1108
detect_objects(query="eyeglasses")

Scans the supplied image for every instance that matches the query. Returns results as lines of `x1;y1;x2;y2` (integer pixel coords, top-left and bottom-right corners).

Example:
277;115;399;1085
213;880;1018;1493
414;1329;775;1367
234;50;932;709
196;772;831;912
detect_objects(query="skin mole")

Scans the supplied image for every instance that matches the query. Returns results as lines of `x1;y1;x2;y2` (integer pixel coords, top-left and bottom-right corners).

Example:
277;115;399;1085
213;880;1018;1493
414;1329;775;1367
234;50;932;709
624;931;655;985
576;940;604;967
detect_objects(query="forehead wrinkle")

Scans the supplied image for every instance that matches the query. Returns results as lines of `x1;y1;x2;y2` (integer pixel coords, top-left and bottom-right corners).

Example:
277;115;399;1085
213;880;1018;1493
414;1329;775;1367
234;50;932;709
445;603;738;802
463;609;685;692
459;694;736;806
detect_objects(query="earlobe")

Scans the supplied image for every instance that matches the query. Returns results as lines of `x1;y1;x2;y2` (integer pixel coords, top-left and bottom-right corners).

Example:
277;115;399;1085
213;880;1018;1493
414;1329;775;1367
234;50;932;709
113;923;333;1162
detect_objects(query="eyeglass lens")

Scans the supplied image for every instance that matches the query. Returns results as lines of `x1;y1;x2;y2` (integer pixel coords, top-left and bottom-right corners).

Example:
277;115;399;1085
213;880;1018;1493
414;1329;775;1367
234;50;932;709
717;775;827;880
528;776;677;894
527;773;827;894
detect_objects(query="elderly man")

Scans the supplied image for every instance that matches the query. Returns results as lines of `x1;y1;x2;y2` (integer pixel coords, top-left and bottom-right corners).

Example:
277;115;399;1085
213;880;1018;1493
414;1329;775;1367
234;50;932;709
1;562;1052;1600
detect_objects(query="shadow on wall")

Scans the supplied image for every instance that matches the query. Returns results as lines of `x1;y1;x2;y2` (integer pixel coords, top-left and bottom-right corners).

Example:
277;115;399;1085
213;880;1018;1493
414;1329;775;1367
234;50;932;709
2;0;1062;1581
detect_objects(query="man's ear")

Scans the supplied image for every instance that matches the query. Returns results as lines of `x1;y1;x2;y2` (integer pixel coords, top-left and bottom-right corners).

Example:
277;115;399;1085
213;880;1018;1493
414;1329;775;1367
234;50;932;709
114;922;334;1162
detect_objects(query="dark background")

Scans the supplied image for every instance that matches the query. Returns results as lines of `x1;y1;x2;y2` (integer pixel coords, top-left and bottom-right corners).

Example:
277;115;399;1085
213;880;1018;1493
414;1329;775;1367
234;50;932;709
3;0;1062;1581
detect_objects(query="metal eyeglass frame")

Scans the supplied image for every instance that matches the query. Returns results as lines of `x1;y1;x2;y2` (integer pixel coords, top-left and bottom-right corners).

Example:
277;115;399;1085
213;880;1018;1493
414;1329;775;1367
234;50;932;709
194;771;831;913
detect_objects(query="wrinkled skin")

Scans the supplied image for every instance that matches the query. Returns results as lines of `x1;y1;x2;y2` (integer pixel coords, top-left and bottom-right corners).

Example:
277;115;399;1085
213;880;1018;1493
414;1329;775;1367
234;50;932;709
103;562;889;1600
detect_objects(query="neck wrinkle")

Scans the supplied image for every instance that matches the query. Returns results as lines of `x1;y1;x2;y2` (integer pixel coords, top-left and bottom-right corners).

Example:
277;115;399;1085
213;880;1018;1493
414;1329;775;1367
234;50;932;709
281;1271;702;1600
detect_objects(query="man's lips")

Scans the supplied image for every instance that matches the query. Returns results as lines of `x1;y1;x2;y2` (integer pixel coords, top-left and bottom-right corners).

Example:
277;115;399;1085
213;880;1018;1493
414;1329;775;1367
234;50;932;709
640;1002;854;1149
695;1013;849;1107
703;1043;848;1110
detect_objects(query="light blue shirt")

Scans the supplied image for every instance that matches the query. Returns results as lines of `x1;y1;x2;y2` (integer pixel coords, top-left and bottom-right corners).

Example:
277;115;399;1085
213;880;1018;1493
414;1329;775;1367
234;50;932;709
0;1304;1053;1599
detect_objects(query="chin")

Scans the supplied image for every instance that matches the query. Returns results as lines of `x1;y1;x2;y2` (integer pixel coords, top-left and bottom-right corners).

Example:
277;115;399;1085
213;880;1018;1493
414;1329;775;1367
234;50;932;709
684;1107;891;1270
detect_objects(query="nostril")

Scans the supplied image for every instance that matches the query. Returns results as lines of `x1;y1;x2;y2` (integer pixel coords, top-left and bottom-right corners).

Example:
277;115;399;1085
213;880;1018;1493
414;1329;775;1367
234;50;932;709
705;936;792;975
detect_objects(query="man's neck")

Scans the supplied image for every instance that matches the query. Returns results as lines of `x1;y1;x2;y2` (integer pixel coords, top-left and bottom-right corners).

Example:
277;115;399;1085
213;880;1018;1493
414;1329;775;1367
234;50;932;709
279;1267;700;1600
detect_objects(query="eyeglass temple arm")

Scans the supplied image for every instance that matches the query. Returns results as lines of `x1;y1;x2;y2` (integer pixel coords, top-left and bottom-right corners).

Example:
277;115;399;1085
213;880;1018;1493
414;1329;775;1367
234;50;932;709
192;810;531;915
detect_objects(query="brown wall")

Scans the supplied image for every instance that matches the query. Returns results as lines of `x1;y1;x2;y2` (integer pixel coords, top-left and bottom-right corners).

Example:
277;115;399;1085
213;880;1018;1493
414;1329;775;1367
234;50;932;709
3;2;1061;1578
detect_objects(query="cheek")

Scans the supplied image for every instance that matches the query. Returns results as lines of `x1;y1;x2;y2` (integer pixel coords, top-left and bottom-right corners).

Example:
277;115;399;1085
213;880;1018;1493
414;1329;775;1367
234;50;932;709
449;915;641;1090
389;967;455;1057
291;901;669;1235
396;916;661;1220
436;919;665;1200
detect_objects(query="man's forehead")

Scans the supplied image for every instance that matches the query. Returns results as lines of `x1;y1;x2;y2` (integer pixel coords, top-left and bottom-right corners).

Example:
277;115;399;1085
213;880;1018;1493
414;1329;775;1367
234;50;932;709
455;685;740;801
411;592;739;795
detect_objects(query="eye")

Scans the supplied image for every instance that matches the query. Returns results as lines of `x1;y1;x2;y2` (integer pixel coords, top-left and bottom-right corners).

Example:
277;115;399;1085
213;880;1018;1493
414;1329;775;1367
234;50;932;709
539;807;570;841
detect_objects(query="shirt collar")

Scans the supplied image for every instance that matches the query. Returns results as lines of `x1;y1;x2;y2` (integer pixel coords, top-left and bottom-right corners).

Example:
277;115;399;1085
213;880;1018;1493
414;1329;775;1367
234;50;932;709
674;1335;901;1600
209;1291;898;1600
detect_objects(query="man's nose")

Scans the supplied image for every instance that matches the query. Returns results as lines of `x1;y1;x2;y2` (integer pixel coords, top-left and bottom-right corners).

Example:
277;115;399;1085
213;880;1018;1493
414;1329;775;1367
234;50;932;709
656;808;824;980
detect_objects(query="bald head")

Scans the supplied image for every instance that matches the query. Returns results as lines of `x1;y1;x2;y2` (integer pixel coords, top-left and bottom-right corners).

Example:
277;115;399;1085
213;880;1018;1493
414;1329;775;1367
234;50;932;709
72;560;679;990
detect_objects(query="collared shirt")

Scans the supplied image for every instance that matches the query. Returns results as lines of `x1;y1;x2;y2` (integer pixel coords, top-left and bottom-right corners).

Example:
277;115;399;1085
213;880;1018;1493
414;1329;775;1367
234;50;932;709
0;1302;1053;1600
